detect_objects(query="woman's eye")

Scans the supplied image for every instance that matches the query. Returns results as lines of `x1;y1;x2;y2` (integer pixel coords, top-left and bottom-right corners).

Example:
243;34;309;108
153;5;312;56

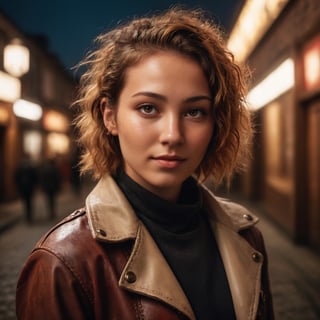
185;109;205;118
138;104;157;115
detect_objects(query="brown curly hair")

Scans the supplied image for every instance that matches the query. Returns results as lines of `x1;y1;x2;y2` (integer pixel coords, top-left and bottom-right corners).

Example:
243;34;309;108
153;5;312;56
74;7;252;186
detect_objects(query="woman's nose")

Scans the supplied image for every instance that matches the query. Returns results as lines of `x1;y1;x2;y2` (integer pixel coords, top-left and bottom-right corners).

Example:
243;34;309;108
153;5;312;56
159;114;184;146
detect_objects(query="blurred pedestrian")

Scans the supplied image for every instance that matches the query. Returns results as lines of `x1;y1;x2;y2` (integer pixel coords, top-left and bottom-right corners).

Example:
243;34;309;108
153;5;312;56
39;156;61;220
16;8;274;319
14;153;38;223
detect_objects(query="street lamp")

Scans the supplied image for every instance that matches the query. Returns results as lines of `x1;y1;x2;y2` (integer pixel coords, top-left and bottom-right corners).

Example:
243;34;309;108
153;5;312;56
4;38;30;77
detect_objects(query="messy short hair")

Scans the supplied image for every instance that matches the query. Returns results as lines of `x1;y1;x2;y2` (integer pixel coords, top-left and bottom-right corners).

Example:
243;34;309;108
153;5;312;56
74;7;252;186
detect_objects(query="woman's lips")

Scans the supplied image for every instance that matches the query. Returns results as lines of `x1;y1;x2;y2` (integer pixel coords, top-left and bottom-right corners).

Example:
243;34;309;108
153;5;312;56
152;155;186;168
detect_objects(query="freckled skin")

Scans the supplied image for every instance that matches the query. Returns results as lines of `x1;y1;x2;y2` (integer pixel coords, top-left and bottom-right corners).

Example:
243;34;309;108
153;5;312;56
103;51;214;202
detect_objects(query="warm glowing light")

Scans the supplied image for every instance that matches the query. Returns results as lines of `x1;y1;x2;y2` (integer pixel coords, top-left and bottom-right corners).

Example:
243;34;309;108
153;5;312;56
24;131;42;160
0;71;21;102
47;133;70;154
304;50;320;86
0;106;10;124
247;58;295;110
227;0;289;62
13;99;43;121
43;110;69;132
4;39;30;77
303;36;320;91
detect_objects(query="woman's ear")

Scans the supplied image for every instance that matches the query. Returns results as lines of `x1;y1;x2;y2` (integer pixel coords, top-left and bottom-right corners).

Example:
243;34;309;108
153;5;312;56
100;98;118;136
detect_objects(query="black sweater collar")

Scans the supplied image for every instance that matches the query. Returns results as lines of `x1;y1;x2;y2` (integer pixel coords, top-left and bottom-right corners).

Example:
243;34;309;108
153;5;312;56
114;171;203;233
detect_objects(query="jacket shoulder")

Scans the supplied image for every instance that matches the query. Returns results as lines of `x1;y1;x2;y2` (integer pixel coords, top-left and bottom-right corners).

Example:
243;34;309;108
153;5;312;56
30;208;108;274
216;197;258;222
32;207;132;273
200;183;259;231
36;208;90;248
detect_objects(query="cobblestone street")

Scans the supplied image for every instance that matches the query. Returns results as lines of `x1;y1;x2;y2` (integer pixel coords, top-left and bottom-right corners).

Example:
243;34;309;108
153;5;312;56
0;185;320;319
250;208;320;319
0;183;91;320
0;220;55;318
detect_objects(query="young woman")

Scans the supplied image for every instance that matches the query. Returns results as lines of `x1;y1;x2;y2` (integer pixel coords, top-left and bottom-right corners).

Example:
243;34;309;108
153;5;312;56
16;8;274;320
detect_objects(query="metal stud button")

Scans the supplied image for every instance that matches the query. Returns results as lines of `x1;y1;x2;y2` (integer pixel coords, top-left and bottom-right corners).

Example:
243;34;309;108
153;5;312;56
252;252;262;263
243;214;254;221
96;229;107;237
124;271;137;283
70;209;80;217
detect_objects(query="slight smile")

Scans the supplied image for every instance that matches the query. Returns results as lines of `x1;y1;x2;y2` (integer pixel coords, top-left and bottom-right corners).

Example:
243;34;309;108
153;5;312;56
152;155;186;168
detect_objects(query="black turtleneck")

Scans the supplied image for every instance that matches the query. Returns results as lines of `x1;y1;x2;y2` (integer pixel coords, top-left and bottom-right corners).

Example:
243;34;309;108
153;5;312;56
115;171;235;320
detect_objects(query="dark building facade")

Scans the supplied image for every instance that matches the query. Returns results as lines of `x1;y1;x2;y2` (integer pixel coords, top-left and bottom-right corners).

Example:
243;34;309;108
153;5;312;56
0;11;76;202
228;0;320;250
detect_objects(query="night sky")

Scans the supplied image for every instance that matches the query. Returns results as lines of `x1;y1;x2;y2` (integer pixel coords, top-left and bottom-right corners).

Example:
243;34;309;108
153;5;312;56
0;0;240;72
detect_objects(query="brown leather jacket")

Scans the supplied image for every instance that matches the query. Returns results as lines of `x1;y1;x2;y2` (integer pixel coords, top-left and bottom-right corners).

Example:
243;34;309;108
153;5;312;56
16;175;274;319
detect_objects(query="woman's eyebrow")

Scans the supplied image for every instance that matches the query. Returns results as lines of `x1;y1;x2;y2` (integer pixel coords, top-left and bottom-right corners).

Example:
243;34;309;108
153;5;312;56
132;91;212;102
185;96;212;103
132;92;166;101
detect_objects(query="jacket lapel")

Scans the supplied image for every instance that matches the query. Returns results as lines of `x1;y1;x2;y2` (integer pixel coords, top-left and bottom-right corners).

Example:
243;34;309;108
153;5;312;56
86;175;196;320
202;186;263;320
212;221;263;320
119;222;196;320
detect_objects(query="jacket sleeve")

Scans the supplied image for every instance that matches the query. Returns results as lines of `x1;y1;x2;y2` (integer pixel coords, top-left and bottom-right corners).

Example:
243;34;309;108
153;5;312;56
16;248;93;320
240;227;275;320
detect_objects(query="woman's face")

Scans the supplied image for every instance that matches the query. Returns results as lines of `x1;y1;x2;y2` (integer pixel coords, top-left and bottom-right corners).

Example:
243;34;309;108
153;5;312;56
103;51;213;201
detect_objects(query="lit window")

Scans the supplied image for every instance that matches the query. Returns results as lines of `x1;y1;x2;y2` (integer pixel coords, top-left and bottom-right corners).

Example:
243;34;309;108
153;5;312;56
47;133;70;155
24;130;42;160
